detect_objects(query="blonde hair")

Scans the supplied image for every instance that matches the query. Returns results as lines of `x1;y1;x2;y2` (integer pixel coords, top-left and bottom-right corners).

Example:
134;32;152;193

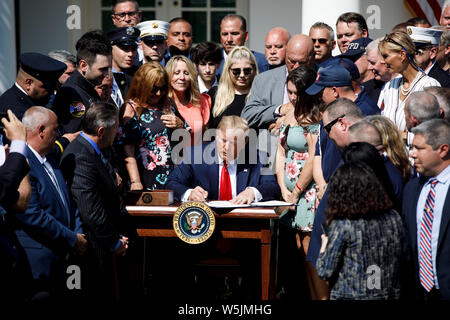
212;46;258;118
166;55;201;107
126;61;169;118
365;115;411;181
379;31;416;60
217;115;250;139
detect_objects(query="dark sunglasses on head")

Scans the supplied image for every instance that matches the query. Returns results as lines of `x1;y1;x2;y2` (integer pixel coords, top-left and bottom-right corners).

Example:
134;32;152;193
230;67;253;76
151;84;167;94
324;114;345;134
312;38;328;44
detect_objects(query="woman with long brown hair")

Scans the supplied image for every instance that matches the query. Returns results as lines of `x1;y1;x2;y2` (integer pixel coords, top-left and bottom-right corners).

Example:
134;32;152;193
118;61;186;191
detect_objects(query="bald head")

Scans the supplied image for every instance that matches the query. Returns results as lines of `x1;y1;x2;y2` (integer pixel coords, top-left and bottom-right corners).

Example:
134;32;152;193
265;27;291;67
348;120;382;150
285;34;315;73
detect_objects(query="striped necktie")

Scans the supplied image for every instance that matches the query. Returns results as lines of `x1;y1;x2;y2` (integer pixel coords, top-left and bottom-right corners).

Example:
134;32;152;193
419;178;439;292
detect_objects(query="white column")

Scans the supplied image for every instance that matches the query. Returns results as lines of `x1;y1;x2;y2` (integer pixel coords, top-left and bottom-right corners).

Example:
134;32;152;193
0;0;16;94
301;0;360;56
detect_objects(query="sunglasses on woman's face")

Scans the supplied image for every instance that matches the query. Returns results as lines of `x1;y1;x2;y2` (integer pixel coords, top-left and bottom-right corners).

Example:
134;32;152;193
151;84;167;94
230;67;253;76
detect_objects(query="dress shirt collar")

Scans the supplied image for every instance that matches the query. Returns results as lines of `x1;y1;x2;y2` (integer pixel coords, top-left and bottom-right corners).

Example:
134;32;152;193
15;82;28;96
430;164;450;185
80;132;102;156
27;143;46;164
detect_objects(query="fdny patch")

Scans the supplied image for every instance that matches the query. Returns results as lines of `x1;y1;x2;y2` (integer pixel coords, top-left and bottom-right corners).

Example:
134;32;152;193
173;202;215;244
69;101;86;118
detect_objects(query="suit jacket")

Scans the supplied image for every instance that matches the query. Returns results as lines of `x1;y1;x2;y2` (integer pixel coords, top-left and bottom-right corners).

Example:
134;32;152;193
0;151;30;270
241;65;287;129
10;147;82;283
113;72;133;101
0;84;35;120
60;135;128;268
165;142;281;201
428;63;450;88
402;175;450;299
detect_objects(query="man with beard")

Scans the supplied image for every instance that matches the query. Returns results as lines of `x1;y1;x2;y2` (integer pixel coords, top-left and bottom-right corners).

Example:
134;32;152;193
0;53;66;120
53;30;112;134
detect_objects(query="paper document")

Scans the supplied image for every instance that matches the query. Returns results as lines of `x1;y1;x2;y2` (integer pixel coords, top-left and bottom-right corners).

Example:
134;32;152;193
206;200;293;208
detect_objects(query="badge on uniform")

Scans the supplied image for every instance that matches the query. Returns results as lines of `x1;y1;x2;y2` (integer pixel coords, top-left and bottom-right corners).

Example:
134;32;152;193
69;101;86;118
173;202;216;244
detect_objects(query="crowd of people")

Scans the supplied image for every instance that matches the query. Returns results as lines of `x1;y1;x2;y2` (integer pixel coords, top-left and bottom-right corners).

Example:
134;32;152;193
0;0;450;302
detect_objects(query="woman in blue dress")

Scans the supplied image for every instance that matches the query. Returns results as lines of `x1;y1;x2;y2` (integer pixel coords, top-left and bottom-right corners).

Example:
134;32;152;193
118;62;186;190
275;65;323;299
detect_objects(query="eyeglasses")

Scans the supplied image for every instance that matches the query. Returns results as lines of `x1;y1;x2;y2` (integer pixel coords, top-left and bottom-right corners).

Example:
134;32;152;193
151;84;167;94
230;67;253;76
312;38;328;44
143;38;165;46
113;11;139;20
415;46;433;56
324;114;345;134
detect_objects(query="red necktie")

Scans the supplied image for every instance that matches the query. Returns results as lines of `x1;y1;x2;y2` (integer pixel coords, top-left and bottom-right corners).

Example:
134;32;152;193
219;162;232;200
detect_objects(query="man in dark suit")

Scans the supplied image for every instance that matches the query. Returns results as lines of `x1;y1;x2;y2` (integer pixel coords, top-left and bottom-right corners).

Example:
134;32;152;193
217;14;269;79
9;107;86;300
0;110;32;301
166;116;280;203
60;102;130;299
403;119;450;300
0;53;66;120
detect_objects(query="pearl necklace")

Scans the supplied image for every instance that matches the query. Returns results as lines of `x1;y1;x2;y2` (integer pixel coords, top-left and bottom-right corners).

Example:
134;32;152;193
400;71;423;96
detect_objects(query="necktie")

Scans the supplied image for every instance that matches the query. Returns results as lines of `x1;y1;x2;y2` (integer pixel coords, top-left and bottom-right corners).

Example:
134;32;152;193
219;162;232;201
419;178;439;292
43;160;67;208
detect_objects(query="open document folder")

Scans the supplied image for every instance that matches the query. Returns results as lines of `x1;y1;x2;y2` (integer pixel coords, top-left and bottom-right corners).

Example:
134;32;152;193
206;200;293;209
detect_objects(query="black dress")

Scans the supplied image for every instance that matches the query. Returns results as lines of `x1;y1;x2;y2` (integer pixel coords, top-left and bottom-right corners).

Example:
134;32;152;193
208;86;249;129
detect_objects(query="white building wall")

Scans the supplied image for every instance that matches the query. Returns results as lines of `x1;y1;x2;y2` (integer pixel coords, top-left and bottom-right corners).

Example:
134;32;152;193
0;0;16;94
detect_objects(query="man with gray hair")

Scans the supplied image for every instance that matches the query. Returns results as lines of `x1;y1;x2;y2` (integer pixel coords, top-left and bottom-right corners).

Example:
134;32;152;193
11;106;86;300
363;38;393;103
60;102;130;300
440;0;450;29
48;50;77;86
403;119;450;300
309;22;335;65
425;86;450;121
436;29;450;72
405;91;442;132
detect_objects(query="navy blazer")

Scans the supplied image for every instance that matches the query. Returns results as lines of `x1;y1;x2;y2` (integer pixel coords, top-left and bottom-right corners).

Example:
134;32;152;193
402;175;450;299
11;147;82;281
166;142;280;201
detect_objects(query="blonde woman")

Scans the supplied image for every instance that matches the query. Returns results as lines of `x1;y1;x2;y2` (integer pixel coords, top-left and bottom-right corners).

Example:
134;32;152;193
118;62;186;191
364;115;411;182
378;31;440;134
208;46;258;128
166;55;211;145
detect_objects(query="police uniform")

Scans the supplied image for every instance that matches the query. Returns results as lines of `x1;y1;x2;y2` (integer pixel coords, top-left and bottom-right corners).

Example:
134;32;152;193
107;27;140;107
137;20;170;66
0;52;66;120
408;26;450;88
52;69;102;134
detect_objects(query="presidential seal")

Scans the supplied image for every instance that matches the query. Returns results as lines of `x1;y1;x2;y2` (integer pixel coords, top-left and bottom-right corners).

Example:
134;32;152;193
173;202;215;244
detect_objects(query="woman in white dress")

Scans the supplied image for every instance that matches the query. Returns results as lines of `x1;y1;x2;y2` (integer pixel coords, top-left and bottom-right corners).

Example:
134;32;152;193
377;31;440;135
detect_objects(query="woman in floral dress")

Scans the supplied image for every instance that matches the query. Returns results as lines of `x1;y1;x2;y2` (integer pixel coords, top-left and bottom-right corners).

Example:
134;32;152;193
275;65;322;298
118;62;186;190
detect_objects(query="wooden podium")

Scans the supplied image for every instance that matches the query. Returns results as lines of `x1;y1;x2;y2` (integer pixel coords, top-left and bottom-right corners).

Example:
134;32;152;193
126;203;280;300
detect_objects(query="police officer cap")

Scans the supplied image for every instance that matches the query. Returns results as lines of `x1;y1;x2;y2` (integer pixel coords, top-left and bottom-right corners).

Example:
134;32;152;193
337;37;373;61
107;27;141;46
407;26;443;47
19;52;67;89
137;20;170;41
